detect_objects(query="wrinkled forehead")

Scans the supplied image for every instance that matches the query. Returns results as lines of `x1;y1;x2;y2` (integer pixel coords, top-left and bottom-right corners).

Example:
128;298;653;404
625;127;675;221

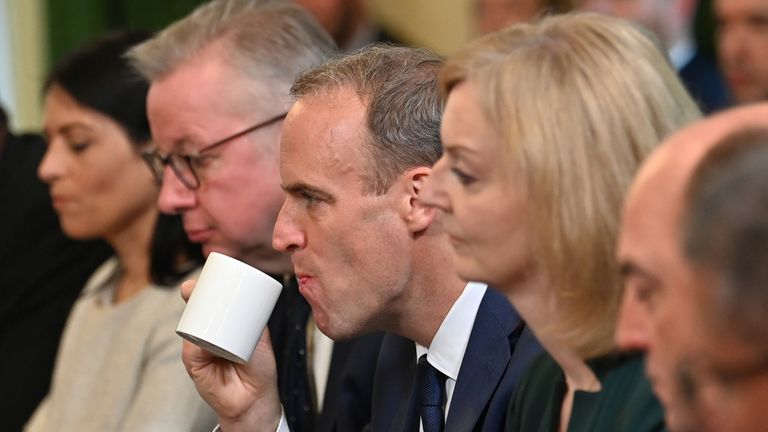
281;87;368;176
148;44;286;119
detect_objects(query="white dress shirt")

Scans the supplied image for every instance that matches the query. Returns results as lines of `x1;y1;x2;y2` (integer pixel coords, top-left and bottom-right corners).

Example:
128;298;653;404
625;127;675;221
669;36;695;72
415;282;487;431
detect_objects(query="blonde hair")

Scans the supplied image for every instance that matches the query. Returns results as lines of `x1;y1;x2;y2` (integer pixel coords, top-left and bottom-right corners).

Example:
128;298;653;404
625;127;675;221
441;13;701;359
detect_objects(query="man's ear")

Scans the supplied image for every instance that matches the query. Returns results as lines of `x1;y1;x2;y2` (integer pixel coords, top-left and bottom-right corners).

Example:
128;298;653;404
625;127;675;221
397;166;438;233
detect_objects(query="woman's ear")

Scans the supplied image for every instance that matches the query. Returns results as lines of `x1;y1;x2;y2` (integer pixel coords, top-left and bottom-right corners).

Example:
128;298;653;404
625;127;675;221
397;166;439;233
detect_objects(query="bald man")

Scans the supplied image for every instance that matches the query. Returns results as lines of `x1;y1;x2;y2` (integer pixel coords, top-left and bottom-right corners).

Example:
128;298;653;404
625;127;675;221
614;103;768;431
681;125;768;431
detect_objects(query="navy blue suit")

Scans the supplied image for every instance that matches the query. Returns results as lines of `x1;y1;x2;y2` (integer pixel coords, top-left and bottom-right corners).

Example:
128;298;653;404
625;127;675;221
316;333;385;432
679;49;731;114
369;287;542;432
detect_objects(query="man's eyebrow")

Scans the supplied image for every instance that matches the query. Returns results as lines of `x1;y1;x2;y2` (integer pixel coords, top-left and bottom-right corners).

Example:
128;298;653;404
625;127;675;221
444;143;478;156
619;261;658;283
167;138;198;154
282;182;336;204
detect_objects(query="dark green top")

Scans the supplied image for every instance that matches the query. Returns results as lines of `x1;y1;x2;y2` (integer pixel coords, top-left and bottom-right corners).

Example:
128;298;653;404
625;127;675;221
505;351;665;432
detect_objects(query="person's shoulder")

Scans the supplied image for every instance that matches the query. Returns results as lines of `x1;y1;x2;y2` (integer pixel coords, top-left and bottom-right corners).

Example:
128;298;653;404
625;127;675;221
591;352;666;432
508;351;561;406
505;351;560;431
590;351;648;386
147;266;202;311
79;257;120;297
520;351;560;385
477;285;521;331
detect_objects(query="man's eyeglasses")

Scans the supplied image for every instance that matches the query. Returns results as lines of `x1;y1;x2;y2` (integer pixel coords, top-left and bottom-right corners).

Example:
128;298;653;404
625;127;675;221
143;112;287;190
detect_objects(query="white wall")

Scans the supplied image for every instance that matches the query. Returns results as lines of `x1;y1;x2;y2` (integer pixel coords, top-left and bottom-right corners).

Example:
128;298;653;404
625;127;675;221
1;0;46;132
0;0;17;126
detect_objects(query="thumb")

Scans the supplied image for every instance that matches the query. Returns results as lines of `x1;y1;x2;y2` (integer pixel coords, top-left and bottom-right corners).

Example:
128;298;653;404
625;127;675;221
180;279;196;302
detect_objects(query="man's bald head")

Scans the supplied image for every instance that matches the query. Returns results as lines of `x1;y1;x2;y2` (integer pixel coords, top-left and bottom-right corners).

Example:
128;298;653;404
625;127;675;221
617;103;768;432
681;124;768;432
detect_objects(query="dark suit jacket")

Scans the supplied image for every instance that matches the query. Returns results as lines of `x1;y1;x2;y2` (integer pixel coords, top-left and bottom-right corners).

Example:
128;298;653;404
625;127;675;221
679;49;731;114
369;287;542;432
269;278;384;432
316;332;385;432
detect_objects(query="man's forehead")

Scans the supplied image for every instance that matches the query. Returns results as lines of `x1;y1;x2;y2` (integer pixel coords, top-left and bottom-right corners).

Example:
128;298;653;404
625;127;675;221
281;87;367;182
148;65;283;152
631;104;768;208
148;42;280;114
622;136;701;241
621;103;768;271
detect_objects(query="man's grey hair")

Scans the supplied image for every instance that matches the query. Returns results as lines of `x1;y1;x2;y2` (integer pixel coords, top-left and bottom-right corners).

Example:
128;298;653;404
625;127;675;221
290;44;444;195
127;0;335;94
685;127;768;346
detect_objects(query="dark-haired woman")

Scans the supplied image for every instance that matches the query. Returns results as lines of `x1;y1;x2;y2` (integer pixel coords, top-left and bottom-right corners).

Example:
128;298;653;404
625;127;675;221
25;30;216;432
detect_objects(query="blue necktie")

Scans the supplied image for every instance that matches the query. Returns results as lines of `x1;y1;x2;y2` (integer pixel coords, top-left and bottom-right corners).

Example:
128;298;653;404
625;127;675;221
417;354;447;432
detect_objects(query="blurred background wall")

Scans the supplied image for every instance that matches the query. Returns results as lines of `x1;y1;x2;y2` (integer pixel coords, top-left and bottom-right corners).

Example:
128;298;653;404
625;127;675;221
0;0;475;133
1;0;47;132
0;0;716;133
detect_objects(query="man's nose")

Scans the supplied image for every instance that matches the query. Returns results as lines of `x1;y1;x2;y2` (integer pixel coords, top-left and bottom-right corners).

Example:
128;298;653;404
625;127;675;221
615;288;652;351
158;165;198;214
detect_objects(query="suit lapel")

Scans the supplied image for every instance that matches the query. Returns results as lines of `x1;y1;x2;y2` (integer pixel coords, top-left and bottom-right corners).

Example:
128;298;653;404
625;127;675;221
314;340;351;432
444;290;520;432
370;333;419;432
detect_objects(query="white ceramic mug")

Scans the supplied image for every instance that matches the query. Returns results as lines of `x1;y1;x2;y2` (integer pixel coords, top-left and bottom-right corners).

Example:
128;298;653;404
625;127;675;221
176;252;283;364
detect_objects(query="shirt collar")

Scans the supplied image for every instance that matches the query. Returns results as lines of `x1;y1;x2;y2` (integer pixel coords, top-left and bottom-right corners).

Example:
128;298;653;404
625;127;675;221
415;282;487;381
668;37;696;71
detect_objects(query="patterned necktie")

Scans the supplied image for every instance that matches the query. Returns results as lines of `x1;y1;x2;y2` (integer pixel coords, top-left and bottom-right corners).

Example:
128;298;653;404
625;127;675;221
417;354;447;432
280;276;316;431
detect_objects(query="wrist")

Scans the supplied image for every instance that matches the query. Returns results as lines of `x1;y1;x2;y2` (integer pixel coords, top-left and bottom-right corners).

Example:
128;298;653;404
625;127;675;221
218;399;282;432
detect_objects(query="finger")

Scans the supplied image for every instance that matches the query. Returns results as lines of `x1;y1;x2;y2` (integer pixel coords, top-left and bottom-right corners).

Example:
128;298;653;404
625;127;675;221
181;339;215;374
180;279;197;302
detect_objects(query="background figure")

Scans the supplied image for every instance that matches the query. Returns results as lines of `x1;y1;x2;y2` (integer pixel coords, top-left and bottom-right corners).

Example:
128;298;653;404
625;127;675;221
0;105;111;431
475;0;572;33
293;0;402;51
615;104;768;432
714;0;768;104
129;1;384;430
578;0;730;113
24;30;214;431
682;127;768;432
422;12;700;432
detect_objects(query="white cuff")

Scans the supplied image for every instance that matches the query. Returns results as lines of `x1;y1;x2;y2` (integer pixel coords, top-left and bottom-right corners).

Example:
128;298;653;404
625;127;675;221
211;407;288;432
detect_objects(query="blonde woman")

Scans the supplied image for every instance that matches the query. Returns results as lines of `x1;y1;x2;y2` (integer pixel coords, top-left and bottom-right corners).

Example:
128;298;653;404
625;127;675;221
422;13;701;431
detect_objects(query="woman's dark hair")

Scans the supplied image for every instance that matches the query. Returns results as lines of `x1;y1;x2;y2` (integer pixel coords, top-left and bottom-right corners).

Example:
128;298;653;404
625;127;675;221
44;29;152;144
47;30;203;286
151;214;203;286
